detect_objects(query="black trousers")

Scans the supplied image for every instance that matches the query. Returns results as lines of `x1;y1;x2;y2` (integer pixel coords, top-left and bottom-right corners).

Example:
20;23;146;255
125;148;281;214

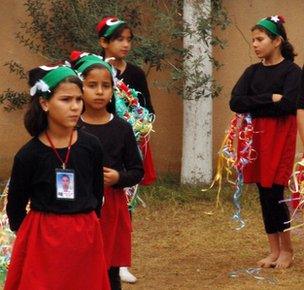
108;267;121;290
257;183;290;234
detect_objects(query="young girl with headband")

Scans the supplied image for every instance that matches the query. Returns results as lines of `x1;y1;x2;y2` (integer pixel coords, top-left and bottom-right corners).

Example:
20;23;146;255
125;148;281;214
96;16;156;282
71;52;144;290
230;15;301;269
4;65;110;289
97;16;156;186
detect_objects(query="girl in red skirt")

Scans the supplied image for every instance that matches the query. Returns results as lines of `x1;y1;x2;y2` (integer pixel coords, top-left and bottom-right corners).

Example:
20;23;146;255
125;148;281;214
71;53;144;290
5;65;110;290
96;16;156;283
230;16;301;269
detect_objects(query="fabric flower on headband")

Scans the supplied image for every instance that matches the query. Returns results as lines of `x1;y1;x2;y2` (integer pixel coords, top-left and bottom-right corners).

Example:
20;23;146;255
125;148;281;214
30;79;50;96
270;15;280;23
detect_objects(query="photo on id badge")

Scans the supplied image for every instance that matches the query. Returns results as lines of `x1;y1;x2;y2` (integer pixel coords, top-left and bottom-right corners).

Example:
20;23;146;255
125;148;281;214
56;169;75;200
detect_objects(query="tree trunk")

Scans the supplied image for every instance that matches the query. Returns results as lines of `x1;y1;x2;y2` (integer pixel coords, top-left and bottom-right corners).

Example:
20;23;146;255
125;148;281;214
181;0;213;184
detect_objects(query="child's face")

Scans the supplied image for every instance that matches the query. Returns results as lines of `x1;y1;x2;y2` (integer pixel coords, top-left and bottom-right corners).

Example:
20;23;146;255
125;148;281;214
40;82;83;129
252;29;281;60
100;28;132;59
83;68;113;111
61;176;70;191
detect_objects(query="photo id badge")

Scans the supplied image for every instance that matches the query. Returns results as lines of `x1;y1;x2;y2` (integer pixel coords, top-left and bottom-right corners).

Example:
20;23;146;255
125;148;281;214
55;169;75;200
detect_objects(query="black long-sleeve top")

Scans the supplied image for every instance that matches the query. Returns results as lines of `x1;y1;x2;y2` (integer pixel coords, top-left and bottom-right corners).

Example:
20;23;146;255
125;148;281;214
230;59;302;118
297;67;304;109
117;62;155;114
6;130;104;231
78;115;144;188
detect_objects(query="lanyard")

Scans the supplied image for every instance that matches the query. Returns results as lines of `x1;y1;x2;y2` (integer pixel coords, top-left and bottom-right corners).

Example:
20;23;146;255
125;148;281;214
45;131;73;169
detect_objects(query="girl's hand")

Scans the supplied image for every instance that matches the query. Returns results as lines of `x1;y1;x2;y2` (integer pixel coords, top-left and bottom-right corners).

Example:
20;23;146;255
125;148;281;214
272;94;283;102
103;167;120;187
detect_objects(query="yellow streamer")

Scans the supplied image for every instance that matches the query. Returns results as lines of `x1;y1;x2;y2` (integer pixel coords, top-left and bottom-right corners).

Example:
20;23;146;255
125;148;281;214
202;133;236;212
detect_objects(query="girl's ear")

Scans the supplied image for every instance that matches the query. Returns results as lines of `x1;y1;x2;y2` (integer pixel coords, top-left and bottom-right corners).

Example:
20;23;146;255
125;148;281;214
273;36;283;48
99;37;108;49
39;97;49;112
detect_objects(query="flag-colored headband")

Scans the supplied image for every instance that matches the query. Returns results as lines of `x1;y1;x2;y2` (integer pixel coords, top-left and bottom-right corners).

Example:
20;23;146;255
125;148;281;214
30;66;78;97
256;15;285;37
96;16;126;38
71;51;117;86
74;53;113;75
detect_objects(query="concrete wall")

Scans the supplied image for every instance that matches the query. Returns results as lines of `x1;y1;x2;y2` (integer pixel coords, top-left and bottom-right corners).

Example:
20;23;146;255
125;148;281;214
1;0;303;181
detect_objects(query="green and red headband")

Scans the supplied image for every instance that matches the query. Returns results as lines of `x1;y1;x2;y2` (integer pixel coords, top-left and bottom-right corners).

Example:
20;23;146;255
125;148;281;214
30;65;79;97
256;15;285;37
96;16;126;38
70;51;117;85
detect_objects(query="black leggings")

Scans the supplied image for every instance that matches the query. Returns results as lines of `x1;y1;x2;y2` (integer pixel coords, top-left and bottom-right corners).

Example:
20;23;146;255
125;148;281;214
257;183;290;234
108;267;121;290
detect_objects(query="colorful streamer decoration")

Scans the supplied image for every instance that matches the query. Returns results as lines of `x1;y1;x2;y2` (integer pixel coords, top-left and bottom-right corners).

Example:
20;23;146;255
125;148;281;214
203;113;257;230
124;185;147;213
281;157;304;231
115;80;155;210
114;80;155;142
0;180;15;285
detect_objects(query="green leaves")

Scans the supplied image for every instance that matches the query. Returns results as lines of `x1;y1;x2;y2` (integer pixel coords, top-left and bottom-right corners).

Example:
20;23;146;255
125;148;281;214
0;89;30;111
0;0;229;110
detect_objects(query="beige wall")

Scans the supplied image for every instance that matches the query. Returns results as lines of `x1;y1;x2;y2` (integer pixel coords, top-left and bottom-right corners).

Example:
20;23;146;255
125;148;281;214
0;1;34;180
1;0;303;181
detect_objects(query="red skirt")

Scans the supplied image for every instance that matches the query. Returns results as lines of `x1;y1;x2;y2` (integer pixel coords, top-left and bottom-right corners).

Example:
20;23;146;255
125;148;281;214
244;115;297;187
139;138;157;185
100;188;131;267
4;211;110;290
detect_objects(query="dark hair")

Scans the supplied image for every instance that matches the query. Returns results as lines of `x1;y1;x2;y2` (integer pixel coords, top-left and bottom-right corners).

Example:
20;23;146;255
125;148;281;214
251;24;297;61
80;64;116;114
24;68;83;137
61;174;70;180
98;23;133;40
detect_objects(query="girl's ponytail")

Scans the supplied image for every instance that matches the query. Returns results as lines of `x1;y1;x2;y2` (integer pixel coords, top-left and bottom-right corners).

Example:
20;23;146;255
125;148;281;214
281;40;297;62
24;96;48;137
24;67;49;136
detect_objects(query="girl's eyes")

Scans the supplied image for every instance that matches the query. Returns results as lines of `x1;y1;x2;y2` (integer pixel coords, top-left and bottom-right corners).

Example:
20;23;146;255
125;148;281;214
252;38;264;43
117;37;132;42
85;83;111;89
60;96;82;102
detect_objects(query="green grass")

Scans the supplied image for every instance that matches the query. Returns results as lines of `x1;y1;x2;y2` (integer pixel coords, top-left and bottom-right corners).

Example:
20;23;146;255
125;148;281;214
139;173;261;211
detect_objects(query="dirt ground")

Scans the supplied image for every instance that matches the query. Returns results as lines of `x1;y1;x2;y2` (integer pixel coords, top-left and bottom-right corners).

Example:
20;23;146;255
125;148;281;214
123;190;304;290
1;182;304;290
